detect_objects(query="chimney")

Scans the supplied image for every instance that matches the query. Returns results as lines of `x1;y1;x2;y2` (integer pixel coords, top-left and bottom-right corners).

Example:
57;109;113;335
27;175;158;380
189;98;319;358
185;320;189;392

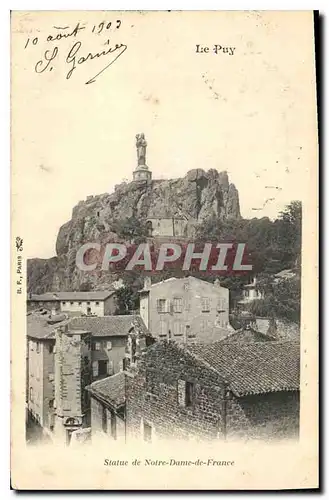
144;276;152;290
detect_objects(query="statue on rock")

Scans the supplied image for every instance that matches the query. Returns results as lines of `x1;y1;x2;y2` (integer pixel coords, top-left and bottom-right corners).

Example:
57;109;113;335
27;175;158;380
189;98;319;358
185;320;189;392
136;133;147;166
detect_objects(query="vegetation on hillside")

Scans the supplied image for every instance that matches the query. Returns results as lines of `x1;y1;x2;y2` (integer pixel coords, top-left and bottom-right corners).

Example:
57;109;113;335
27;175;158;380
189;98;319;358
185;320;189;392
114;202;302;323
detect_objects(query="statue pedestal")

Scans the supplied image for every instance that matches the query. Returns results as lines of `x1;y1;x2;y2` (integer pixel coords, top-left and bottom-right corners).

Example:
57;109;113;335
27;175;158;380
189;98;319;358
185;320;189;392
133;164;152;182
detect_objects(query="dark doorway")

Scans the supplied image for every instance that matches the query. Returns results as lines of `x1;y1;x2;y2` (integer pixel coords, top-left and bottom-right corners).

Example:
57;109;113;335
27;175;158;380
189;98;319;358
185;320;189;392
98;360;108;377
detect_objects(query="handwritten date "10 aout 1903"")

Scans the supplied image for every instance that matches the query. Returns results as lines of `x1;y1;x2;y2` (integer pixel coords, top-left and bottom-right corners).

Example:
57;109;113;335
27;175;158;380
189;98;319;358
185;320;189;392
24;20;122;48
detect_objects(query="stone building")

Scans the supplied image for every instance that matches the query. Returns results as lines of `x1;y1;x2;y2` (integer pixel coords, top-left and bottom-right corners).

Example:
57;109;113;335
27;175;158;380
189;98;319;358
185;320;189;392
26;310;67;434
27;290;117;317
238;277;264;306
26;308;148;444
86;319;152;443
53;323;92;445
69;315;148;380
124;339;300;443
86;372;126;443
139;276;231;343
145;216;189;238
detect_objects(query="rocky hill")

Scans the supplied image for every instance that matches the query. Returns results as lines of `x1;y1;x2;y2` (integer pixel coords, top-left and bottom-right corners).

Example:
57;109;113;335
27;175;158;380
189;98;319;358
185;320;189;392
27;168;241;293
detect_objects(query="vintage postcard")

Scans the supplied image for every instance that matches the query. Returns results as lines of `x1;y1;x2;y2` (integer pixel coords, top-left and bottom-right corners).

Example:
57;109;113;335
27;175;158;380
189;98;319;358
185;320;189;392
11;10;318;490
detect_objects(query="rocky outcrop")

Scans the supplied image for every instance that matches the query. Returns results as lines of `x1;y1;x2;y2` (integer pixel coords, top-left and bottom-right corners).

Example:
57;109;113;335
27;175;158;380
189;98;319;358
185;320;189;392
27;169;241;293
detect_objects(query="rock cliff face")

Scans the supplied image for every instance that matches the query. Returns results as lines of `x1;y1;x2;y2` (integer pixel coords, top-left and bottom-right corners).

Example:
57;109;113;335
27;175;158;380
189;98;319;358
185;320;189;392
27;169;241;293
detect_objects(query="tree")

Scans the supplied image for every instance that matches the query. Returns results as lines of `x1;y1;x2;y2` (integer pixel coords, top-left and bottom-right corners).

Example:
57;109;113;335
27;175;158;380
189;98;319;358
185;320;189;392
111;216;149;244
79;281;93;291
247;276;301;324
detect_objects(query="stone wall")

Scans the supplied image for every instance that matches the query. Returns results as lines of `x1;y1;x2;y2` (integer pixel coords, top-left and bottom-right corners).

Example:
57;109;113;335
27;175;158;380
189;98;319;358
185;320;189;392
226;391;299;441
91;336;126;380
144;277;230;342
54;328;92;441
125;342;226;442
27;300;60;312
42;340;55;430
125;341;300;443
90;396;125;442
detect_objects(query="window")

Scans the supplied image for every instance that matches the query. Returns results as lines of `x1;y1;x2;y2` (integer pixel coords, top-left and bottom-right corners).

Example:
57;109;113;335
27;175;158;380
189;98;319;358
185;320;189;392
173;321;183;336
156;298;167;313
78;302;82;305
98;360;108;377
159;319;167;337
94;342;101;351
143;421;153;443
185;382;194;406
87;301;91;305
48;344;54;354
217;297;227;312
177;380;194;407
106;341;112;350
48;373;54;382
62;301;66;305
29;387;33;402
173;297;183;313
96;301;99;306
201;297;210;312
36;342;40;354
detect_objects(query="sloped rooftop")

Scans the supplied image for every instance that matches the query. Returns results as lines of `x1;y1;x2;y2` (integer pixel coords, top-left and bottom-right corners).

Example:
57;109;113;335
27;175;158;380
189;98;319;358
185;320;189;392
185;340;300;397
69;315;148;337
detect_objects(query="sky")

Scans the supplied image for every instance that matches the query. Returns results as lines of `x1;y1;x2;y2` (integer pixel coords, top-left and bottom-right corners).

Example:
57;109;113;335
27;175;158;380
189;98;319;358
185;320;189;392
11;11;317;259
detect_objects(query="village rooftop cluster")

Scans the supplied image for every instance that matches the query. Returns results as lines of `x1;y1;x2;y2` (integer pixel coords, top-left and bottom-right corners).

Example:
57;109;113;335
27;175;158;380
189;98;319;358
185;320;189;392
25;134;300;446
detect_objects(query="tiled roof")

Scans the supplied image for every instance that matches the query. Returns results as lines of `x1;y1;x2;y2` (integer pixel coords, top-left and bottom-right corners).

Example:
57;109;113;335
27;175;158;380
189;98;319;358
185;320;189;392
86;372;125;408
27;311;68;339
196;326;235;343
221;328;276;343
140;275;227;292
69;315;148;337
185;341;300;397
28;290;115;302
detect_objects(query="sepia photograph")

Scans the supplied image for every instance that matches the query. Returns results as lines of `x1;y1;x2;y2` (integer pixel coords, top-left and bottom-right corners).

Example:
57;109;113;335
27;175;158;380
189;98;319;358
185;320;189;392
10;10;318;490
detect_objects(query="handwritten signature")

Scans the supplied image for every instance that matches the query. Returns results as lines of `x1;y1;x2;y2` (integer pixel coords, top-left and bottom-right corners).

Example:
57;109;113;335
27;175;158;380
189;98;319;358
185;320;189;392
25;21;127;85
35;40;127;84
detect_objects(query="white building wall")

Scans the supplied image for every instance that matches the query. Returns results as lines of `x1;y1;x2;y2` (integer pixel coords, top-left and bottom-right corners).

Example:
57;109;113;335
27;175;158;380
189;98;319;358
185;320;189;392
28;340;44;425
139;294;149;329
59;300;105;316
